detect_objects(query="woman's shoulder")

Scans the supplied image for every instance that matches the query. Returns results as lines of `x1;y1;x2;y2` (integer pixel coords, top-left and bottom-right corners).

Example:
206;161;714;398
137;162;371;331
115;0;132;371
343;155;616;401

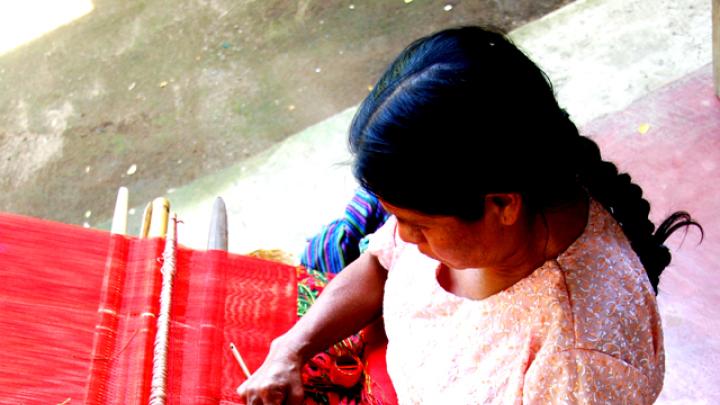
558;199;653;297
365;216;402;270
544;200;663;386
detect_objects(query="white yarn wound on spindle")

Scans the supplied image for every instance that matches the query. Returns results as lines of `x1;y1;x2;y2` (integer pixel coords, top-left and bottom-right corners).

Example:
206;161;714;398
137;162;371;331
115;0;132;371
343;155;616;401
149;216;177;405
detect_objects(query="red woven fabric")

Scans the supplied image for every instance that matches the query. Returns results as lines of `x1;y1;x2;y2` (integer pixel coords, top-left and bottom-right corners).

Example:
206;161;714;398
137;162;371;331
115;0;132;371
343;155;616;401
0;213;296;404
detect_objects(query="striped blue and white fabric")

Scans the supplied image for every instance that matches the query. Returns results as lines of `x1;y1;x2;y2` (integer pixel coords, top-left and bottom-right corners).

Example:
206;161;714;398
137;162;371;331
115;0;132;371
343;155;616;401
300;188;390;274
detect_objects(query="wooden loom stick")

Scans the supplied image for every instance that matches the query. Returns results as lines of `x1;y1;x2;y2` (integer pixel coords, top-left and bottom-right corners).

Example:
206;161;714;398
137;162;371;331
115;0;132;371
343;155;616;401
149;213;178;405
207;197;228;251
110;187;129;235
85;194;132;403
148;198;170;238
140;202;153;238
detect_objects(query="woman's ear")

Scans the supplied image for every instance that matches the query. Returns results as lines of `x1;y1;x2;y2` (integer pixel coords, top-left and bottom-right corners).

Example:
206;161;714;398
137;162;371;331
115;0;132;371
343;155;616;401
485;193;523;225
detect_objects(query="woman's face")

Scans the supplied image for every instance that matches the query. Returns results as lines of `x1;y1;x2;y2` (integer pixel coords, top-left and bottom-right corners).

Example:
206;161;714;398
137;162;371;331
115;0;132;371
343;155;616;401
380;196;527;271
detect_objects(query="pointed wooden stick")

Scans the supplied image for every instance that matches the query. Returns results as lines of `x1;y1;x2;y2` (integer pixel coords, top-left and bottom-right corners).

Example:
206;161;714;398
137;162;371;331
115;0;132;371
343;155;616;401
110;187;129;235
207;197;228;251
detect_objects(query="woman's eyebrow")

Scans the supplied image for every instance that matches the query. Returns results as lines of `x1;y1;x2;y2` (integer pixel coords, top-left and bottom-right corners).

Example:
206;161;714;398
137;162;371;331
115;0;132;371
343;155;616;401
396;215;430;227
379;202;430;225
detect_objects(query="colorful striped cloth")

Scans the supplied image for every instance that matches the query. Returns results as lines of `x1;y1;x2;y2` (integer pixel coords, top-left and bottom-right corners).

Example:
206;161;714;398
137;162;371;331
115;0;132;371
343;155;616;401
300;189;389;274
297;189;393;404
297;266;392;405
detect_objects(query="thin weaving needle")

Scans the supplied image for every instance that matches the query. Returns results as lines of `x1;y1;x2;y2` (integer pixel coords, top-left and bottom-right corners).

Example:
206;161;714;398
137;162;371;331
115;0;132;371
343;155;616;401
229;342;252;379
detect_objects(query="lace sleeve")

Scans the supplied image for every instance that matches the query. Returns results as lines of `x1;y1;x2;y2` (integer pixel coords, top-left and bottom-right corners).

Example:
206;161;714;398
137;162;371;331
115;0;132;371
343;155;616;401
365;216;399;271
523;349;657;405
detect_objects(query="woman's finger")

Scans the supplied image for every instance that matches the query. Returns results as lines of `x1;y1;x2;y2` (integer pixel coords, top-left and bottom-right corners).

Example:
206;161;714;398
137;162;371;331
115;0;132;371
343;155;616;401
286;383;305;405
258;387;286;405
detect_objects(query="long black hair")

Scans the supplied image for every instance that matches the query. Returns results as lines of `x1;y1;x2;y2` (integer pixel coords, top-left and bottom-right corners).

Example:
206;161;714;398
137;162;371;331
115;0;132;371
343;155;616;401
349;26;702;293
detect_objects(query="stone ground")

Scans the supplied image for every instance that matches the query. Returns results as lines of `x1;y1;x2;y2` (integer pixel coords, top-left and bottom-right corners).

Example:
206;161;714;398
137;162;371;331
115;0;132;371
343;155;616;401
0;0;572;227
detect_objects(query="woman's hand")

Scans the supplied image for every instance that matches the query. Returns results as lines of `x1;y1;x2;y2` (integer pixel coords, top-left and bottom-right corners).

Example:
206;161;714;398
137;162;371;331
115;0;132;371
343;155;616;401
237;253;387;404
236;339;305;405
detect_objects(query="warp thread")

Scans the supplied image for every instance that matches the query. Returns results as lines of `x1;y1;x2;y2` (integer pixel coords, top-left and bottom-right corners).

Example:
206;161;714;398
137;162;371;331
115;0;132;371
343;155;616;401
148;216;178;405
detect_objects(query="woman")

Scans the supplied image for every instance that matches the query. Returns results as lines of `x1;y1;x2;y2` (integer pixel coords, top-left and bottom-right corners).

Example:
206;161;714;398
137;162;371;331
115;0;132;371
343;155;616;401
238;26;701;404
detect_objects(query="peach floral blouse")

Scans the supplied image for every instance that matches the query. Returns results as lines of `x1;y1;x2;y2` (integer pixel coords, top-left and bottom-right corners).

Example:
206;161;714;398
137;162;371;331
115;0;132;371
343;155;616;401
367;200;664;404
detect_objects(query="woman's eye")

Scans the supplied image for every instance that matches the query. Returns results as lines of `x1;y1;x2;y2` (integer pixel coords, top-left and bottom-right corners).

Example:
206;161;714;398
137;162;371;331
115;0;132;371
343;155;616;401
412;224;429;233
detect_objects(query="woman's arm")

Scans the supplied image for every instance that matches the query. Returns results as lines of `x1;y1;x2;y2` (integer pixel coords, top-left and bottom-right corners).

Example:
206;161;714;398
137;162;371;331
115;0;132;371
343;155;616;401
237;252;388;405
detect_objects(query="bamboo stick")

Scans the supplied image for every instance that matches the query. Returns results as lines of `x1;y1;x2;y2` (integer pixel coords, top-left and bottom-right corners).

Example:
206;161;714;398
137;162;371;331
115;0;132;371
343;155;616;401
140;202;153;238
148;198;170;238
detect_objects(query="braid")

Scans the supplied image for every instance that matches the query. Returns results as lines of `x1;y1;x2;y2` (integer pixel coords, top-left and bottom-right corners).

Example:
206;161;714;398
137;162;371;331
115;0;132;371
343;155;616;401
573;135;703;294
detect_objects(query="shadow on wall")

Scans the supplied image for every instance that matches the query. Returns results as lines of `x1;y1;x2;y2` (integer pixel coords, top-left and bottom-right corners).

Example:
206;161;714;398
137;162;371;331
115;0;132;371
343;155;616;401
0;0;572;228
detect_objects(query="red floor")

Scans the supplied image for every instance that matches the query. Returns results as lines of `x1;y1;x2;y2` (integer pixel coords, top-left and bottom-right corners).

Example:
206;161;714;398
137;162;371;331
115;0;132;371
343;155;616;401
582;64;719;403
